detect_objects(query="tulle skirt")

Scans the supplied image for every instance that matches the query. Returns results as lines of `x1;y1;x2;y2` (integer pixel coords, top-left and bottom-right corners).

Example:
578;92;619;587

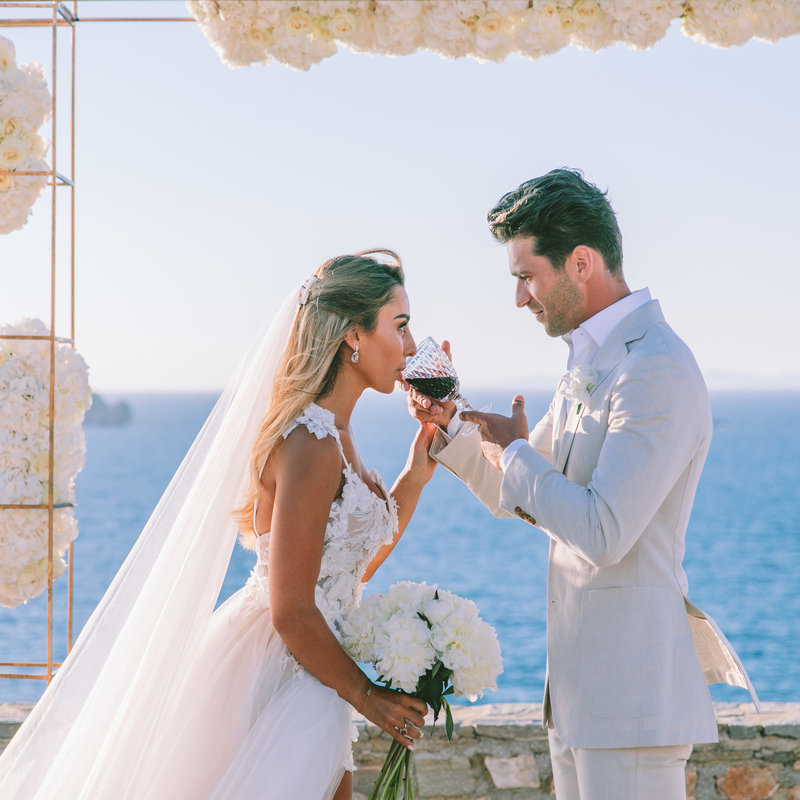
128;588;356;799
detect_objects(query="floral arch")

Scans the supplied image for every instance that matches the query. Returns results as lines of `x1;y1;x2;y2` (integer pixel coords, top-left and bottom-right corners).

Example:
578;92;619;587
187;1;800;72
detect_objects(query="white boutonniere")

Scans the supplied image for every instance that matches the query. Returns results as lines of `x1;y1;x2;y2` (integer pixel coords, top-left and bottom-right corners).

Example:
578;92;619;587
562;365;599;414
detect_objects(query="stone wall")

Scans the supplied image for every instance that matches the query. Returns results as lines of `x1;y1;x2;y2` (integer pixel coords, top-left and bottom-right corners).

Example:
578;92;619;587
2;701;799;799
351;703;800;800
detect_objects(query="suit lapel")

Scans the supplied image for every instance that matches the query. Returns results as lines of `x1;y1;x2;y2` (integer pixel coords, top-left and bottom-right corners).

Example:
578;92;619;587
553;300;666;474
555;399;586;473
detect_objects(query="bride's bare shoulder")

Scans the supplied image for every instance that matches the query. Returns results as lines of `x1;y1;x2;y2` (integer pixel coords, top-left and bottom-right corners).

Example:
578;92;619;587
270;424;342;489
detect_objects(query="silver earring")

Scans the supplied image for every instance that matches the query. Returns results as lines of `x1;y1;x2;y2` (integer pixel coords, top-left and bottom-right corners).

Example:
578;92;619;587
350;344;360;364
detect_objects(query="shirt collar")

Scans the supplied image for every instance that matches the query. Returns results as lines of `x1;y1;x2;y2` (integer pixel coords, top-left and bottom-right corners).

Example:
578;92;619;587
562;288;652;367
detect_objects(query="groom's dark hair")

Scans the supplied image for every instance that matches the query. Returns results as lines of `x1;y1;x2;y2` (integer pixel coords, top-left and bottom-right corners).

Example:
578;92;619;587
487;168;623;274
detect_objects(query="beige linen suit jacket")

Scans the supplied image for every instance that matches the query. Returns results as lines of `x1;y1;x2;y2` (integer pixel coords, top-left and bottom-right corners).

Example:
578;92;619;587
431;300;758;749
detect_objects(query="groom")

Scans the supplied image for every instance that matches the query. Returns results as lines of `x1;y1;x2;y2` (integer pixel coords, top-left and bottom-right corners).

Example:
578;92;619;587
406;169;758;800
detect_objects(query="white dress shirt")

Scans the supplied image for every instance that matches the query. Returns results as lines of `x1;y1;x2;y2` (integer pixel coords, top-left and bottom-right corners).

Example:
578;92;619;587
498;288;653;471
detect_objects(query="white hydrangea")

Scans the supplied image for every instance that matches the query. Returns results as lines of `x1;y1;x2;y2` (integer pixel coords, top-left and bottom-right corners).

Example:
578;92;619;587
0;508;78;608
0;319;91;608
0;35;51;235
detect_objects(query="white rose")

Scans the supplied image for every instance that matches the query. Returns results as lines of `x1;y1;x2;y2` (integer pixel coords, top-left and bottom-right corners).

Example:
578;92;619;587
244;23;273;49
558;6;577;35
0;135;27;169
376;0;422;21
0;171;13;194
0;35;15;71
286;10;314;38
30;450;50;480
329;10;358;39
2;116;24;137
476;10;506;41
682;0;754;47
514;6;568;58
486;0;528;13
421;2;475;59
372;2;422;55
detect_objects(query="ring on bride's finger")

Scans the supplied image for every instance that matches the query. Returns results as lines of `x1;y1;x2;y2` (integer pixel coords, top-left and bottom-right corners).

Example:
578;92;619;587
400;726;408;736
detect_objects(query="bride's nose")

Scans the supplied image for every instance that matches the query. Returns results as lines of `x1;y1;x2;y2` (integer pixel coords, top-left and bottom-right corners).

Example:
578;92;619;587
404;331;417;358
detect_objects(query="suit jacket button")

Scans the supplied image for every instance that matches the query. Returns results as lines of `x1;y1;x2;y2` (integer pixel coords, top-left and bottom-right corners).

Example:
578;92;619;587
514;506;536;525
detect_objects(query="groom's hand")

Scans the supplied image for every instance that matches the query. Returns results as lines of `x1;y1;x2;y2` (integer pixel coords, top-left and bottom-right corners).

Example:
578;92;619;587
460;395;528;471
401;339;458;430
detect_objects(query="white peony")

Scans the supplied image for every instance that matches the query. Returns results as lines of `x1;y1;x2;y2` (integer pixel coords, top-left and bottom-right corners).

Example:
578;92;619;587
374;614;437;692
344;580;502;703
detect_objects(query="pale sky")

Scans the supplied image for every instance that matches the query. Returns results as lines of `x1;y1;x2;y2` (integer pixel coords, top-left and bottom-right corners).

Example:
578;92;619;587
3;2;799;394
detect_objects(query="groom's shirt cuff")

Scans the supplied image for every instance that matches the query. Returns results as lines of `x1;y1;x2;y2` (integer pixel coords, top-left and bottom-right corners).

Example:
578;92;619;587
446;415;463;439
500;439;527;472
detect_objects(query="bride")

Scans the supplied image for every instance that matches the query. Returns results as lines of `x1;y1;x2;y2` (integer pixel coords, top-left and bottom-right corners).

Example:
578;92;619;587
0;249;435;799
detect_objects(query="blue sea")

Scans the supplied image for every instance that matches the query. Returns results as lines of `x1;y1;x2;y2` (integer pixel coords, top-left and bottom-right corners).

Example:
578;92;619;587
2;390;799;706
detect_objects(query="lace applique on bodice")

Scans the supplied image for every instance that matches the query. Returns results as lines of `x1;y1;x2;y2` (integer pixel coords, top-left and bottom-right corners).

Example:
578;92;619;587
243;403;398;641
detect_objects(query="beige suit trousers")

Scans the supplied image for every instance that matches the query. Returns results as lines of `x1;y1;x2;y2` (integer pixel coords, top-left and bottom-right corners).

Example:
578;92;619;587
548;727;692;800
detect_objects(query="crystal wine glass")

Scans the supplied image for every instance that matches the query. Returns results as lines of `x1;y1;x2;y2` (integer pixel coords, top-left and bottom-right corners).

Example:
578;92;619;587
401;336;470;411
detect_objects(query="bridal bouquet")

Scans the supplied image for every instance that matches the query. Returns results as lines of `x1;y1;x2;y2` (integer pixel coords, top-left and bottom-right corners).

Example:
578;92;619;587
342;581;502;800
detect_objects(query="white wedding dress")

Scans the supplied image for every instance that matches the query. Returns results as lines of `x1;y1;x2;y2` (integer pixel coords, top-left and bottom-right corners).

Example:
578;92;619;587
127;403;399;799
0;290;406;799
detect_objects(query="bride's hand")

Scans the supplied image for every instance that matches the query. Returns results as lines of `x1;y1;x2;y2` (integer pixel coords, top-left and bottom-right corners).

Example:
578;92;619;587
406;422;437;484
362;684;428;750
401;340;458;430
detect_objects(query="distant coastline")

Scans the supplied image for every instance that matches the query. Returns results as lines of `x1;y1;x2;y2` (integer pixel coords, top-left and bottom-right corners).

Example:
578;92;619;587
84;394;132;426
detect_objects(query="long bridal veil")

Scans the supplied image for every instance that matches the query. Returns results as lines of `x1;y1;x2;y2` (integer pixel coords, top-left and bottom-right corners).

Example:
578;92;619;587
0;290;300;798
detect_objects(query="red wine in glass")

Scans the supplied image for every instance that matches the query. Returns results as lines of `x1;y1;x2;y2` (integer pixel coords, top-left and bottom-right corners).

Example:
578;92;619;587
404;375;457;400
402;337;469;409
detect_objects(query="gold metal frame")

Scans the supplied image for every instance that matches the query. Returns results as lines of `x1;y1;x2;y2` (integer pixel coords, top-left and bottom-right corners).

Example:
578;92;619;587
0;0;195;690
0;0;76;684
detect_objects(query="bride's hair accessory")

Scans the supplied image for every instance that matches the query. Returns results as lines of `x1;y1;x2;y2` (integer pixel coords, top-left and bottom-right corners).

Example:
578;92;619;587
350;343;360;364
298;274;319;306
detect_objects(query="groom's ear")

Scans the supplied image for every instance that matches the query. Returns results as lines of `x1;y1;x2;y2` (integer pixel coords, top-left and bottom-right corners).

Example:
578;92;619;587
567;245;595;285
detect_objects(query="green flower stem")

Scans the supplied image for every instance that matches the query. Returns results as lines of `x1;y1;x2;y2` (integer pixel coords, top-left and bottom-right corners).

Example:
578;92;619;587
369;739;412;800
380;745;407;799
404;745;413;800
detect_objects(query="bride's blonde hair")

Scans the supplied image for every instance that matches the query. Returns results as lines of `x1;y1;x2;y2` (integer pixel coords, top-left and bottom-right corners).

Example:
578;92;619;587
235;249;404;548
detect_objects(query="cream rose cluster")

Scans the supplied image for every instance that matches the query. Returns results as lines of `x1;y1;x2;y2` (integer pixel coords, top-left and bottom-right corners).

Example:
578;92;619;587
342;579;503;700
0;318;91;608
0;35;51;235
186;1;800;70
682;0;800;48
